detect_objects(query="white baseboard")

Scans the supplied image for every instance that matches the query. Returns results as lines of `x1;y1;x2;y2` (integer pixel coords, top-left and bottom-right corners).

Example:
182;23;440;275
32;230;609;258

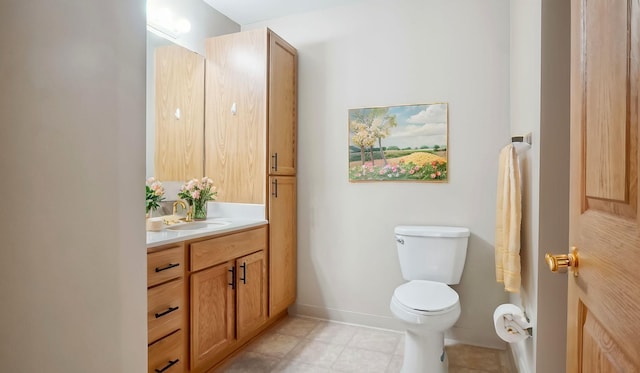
291;303;507;350
290;303;403;331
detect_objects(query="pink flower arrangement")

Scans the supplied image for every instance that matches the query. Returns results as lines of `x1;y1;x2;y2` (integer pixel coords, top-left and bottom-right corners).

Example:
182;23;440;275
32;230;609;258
146;177;165;214
178;177;217;204
178;177;217;220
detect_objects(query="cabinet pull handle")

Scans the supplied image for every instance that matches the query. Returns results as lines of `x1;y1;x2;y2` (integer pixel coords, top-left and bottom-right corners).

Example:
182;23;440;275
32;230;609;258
229;266;235;289
155;263;179;272
154;306;179;318
240;262;247;284
272;153;278;171
272;179;278;198
155;358;180;373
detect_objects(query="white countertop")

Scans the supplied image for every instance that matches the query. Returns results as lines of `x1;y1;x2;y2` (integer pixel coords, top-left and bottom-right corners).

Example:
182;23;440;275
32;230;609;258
146;218;267;248
146;202;267;248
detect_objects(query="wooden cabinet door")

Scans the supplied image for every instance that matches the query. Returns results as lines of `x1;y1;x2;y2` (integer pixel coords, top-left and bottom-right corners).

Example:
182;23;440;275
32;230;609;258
236;250;268;339
190;261;234;370
268;32;297;176
154;45;204;181
268;176;297;315
204;30;267;204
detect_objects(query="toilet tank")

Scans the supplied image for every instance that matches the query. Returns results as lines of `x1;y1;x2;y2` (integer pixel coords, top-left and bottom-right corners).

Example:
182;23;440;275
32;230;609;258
395;225;470;284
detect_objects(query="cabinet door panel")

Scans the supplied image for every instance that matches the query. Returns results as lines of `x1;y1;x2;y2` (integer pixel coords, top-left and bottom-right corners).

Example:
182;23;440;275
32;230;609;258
236;250;268;339
268;33;297;176
205;30;267;204
268;176;297;315
190;262;234;369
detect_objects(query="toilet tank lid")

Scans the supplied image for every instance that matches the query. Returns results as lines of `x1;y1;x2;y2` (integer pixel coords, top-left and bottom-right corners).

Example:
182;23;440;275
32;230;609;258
394;225;470;238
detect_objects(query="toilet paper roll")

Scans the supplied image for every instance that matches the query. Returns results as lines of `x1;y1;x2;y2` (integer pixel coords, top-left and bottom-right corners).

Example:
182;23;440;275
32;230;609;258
493;304;530;343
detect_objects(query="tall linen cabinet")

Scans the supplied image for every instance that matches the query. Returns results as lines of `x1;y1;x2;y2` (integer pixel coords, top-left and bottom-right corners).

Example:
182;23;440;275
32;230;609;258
204;28;297;318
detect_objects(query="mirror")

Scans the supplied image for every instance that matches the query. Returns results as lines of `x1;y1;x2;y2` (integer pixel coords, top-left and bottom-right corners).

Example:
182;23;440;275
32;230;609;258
146;31;204;182
145;0;240;183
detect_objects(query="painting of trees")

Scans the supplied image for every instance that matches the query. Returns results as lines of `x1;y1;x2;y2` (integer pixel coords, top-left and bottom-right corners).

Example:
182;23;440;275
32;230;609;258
348;103;448;182
349;107;398;165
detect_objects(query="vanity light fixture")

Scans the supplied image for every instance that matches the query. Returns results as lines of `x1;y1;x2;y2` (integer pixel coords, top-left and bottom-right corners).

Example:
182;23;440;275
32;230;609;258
147;3;191;40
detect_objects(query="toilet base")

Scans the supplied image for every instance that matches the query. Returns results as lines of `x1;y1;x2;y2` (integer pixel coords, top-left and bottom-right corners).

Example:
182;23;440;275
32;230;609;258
400;330;448;373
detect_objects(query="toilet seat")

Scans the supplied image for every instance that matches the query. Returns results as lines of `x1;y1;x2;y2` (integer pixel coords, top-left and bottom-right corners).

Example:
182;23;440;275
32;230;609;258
393;280;459;315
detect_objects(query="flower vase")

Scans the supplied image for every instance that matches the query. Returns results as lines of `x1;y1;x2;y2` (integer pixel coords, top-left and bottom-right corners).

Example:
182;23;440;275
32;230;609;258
192;199;207;221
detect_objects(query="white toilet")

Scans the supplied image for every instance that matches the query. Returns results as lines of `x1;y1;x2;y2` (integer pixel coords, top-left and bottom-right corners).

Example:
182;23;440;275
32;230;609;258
390;225;470;373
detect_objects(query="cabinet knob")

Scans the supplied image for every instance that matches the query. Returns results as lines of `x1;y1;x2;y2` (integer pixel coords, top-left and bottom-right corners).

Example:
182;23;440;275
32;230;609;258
271;153;278;171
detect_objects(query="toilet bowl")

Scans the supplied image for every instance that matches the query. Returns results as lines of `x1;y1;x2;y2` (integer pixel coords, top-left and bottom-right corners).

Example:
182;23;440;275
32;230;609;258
390;226;470;373
390;280;461;373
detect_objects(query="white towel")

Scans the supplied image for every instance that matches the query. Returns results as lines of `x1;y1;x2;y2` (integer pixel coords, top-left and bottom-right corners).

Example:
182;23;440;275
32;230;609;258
495;144;522;293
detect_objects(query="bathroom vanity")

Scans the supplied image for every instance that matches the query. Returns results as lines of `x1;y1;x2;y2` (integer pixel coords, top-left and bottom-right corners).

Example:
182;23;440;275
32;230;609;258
147;216;291;373
147;27;297;373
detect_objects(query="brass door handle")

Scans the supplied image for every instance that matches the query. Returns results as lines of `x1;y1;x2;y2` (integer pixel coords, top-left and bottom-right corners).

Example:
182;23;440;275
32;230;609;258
545;246;579;276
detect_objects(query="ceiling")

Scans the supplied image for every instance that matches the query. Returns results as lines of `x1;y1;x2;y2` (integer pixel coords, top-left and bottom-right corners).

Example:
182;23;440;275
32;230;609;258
202;0;368;25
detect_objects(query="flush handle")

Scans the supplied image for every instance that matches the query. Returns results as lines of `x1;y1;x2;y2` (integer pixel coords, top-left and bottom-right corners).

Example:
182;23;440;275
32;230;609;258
395;236;404;245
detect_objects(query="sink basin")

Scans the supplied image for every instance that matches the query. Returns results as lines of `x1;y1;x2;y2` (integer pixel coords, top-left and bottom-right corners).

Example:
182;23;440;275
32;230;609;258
166;220;230;231
166;222;209;230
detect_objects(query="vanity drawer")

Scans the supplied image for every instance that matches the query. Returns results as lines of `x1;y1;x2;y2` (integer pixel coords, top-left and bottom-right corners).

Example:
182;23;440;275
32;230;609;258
190;227;267;272
148;329;184;373
148;245;184;287
148;278;184;344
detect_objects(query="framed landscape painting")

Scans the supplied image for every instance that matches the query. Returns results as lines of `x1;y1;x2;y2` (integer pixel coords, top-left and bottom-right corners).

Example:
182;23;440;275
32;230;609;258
348;103;448;182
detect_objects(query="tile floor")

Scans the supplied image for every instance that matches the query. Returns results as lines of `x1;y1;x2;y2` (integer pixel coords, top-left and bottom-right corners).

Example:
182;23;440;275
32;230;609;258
217;316;515;373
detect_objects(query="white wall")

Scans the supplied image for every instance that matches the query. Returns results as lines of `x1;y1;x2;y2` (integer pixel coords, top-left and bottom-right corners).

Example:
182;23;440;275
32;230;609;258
145;0;239;179
509;1;570;372
246;0;511;348
536;0;570;371
509;1;541;370
0;1;147;372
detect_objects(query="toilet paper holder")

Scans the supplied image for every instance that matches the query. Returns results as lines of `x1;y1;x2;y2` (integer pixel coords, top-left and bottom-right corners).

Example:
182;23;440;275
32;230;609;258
501;312;533;338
